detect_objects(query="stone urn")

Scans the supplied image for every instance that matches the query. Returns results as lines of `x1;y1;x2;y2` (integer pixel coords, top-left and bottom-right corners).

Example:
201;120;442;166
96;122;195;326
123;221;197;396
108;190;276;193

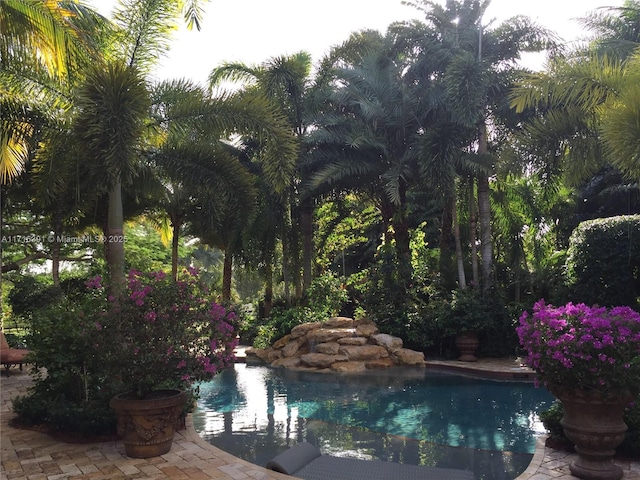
551;387;633;480
454;331;479;362
110;389;186;458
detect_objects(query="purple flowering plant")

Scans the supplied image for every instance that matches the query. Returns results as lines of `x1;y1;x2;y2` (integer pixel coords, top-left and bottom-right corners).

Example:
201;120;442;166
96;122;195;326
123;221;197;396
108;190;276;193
89;268;238;400
517;300;640;397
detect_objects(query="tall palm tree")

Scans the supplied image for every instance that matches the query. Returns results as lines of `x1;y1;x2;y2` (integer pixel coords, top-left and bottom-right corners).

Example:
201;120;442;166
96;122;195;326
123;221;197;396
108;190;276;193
510;2;640;189
71;0;297;291
402;0;556;291
209;52;314;300
73;60;149;290
306;41;431;284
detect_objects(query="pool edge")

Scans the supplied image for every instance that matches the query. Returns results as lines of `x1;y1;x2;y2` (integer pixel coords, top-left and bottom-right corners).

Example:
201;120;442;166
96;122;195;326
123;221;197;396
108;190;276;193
514;435;547;480
183;413;303;480
186;410;548;480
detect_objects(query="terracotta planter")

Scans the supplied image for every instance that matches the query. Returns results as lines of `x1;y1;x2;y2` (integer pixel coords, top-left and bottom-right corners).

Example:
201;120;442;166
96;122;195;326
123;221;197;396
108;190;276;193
455;331;479;362
110;389;186;458
551;387;633;480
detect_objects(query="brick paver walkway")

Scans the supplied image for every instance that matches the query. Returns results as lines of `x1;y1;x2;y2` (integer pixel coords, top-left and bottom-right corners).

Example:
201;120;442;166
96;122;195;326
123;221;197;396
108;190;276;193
2;358;639;480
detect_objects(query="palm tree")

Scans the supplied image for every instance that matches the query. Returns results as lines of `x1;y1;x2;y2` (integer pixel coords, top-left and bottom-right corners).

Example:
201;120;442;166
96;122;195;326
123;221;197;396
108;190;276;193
73;60;149;290
70;0;297;292
209;52;315;300
580;1;640;60
402;0;556;291
510;53;640;182
510;1;640;187
153;140;257;296
0;0;103;183
306;39;431;285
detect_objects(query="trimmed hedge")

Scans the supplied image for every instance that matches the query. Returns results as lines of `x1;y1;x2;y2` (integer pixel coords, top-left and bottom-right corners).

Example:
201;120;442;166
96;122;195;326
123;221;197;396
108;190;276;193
565;215;640;308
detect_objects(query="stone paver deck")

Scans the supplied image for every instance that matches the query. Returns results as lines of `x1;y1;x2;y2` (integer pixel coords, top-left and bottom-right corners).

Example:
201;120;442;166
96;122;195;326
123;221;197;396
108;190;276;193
2;356;639;480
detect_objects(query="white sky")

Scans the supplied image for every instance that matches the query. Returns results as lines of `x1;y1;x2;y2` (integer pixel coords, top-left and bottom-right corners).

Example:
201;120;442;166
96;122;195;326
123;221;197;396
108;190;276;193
91;0;625;85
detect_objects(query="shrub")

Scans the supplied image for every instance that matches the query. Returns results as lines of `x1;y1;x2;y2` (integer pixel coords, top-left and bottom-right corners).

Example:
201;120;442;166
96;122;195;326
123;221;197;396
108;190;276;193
517;300;640;397
410;289;517;358
253;305;323;348
350;244;416;339
12;294;120;435
12;269;240;435
565;215;640;308
8;275;63;319
93;269;238;400
305;272;348;317
539;400;566;441
12;393;116;436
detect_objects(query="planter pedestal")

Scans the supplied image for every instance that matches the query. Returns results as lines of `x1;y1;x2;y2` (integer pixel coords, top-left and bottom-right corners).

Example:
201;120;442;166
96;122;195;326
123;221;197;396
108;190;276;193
552;387;632;480
110;389;186;458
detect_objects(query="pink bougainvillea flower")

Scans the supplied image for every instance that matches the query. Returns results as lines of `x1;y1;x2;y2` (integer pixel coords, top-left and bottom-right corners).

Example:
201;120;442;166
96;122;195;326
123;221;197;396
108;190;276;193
517;300;640;397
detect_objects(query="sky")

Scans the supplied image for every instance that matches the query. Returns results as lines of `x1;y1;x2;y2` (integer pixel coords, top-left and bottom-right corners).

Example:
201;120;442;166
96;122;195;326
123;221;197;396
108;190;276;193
91;0;626;85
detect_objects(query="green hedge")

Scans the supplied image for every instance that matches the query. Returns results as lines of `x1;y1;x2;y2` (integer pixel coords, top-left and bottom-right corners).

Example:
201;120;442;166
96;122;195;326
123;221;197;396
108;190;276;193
565;215;640;307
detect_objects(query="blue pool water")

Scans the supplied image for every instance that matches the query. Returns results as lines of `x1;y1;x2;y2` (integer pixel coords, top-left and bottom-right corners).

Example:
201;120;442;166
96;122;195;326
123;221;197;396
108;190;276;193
193;364;554;480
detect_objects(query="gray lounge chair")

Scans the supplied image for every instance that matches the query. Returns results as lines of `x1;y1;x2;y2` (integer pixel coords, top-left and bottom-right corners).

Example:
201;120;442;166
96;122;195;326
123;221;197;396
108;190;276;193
266;442;475;480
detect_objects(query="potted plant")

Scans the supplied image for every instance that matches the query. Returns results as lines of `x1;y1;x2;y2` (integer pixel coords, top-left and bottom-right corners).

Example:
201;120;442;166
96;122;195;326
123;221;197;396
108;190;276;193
517;300;640;480
445;289;496;362
89;269;238;458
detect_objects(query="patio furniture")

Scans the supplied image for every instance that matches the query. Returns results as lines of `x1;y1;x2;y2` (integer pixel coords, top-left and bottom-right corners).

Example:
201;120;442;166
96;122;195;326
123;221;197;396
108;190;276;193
1;330;30;374
266;442;475;480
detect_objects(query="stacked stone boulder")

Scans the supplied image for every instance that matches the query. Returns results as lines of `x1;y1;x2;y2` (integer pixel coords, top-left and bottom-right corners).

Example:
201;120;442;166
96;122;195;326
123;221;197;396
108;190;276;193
245;317;425;372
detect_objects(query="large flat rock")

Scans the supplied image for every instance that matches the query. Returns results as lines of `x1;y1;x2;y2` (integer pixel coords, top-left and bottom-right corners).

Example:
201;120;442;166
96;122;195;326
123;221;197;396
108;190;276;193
338;345;388;361
307;328;357;343
331;361;367;372
300;353;348;368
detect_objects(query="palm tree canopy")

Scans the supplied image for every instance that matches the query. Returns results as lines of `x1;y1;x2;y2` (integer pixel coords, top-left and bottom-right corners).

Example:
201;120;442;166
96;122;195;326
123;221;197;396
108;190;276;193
0;0;107;183
107;0;208;73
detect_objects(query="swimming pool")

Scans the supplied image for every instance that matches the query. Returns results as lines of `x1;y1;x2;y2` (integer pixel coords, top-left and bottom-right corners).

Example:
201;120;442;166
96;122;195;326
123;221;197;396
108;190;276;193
193;364;553;480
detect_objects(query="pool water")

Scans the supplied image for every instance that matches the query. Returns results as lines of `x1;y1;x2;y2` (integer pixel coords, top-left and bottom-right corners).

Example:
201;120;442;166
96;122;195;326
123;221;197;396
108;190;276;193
193;364;554;480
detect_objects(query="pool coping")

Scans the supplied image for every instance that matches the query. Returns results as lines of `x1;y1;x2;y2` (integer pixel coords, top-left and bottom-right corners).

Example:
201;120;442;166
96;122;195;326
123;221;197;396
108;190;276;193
424;359;537;382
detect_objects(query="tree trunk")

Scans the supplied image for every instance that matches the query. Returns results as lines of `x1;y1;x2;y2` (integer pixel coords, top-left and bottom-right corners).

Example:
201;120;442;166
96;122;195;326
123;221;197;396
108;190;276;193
290;202;302;300
469;177;479;289
2;253;47;273
107;178;125;294
171;219;181;282
391;182;413;286
477;124;493;291
300;197;314;293
452;197;466;289
281;208;291;305
263;261;273;318
51;209;63;286
439;192;455;288
222;248;233;303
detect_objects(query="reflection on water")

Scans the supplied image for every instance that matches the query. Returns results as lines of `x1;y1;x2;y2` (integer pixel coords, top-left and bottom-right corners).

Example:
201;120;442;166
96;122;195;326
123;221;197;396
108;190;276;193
193;364;553;480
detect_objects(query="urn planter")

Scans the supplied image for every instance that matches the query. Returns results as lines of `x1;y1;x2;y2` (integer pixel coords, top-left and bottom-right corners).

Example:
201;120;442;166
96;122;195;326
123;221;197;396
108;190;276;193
551;387;632;480
110;389;186;458
454;331;479;362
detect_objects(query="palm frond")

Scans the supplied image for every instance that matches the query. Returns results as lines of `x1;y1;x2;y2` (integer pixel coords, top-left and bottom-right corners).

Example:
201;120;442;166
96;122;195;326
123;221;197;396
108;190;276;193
110;0;181;72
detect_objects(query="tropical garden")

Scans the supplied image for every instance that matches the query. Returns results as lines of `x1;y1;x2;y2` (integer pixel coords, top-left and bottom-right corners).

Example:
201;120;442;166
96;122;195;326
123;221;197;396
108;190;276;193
1;0;639;457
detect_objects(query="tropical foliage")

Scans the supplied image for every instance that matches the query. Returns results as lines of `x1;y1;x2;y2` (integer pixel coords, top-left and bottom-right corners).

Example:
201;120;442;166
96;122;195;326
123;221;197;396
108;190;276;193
3;0;640;388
